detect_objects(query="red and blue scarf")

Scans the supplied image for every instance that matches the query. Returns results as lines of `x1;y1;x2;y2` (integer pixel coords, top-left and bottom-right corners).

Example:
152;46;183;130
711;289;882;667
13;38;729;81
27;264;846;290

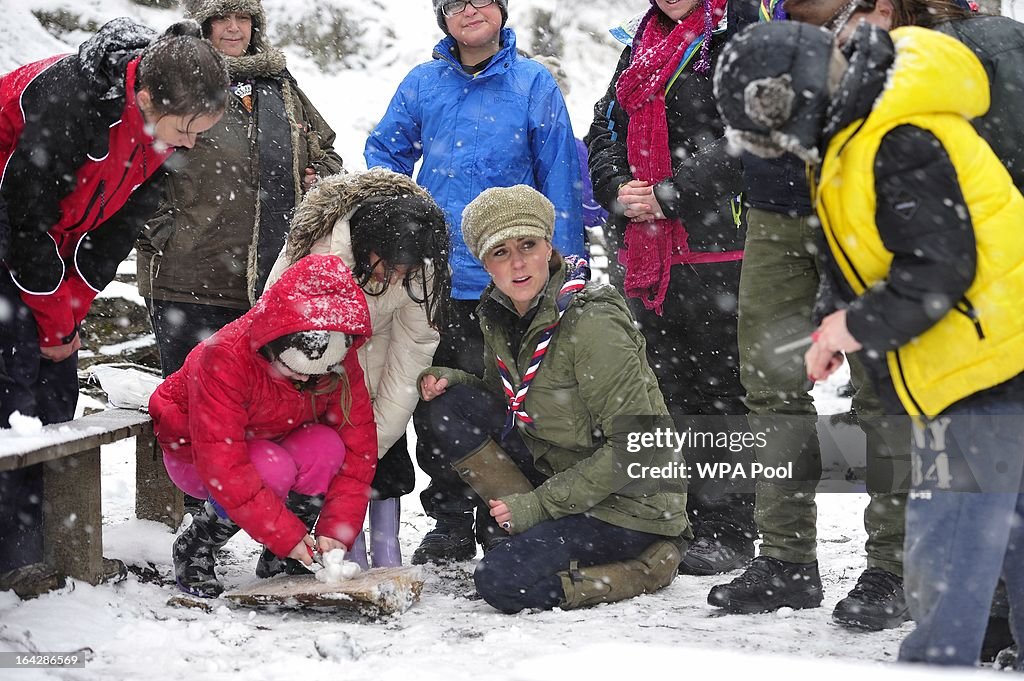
496;256;590;440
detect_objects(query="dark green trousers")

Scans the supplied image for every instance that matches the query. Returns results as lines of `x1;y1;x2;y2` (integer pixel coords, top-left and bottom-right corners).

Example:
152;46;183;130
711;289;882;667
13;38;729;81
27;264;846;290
737;208;907;575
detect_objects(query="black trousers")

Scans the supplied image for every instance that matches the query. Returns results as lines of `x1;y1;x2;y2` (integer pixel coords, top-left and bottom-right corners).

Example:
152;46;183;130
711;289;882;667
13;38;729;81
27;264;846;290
629;261;756;545
413;298;488;518
0;270;78;572
417;382;548;542
147;298;245;377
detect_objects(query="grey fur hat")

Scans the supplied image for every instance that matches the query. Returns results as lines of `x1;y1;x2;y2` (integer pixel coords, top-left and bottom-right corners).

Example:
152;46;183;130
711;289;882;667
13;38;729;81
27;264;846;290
183;0;268;52
714;21;838;163
433;0;508;34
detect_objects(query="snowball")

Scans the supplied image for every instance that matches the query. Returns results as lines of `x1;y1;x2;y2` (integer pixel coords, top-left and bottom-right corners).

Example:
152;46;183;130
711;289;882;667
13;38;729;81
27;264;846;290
314;549;362;585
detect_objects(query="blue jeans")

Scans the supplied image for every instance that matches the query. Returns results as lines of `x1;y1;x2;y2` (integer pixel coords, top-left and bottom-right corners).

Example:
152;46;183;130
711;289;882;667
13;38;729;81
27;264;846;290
898;397;1024;668
474;514;663;614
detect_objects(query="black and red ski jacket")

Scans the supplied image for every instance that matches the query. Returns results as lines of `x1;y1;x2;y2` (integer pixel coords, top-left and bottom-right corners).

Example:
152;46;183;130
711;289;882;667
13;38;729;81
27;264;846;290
0;20;173;346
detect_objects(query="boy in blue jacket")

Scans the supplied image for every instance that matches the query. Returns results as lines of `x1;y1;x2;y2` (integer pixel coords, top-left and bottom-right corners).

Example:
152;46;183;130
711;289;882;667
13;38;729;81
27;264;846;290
365;0;584;564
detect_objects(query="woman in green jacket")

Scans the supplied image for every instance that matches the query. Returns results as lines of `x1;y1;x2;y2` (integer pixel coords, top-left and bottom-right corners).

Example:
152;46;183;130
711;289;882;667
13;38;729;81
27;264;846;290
417;185;689;613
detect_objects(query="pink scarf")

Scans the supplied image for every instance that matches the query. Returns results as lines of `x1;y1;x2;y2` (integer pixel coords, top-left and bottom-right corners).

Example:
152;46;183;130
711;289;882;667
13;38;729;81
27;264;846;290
615;0;727;314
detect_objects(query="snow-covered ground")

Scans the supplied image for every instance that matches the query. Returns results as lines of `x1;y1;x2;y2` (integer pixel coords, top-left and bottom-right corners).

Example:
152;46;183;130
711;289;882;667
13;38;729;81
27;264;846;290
2;1;1023;678
0;368;971;681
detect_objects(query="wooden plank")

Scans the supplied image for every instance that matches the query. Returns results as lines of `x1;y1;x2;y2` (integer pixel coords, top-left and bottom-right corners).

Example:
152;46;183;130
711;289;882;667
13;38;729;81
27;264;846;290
43;447;104;584
224;568;425;618
135;429;183;529
0;409;152;472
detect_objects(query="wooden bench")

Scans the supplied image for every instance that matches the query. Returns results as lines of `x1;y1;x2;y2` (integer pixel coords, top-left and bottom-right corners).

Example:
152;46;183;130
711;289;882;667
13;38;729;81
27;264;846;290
0;409;183;585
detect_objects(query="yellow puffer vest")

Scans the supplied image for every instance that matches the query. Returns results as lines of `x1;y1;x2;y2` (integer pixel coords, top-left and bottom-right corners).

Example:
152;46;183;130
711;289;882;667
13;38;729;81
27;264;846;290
814;27;1024;418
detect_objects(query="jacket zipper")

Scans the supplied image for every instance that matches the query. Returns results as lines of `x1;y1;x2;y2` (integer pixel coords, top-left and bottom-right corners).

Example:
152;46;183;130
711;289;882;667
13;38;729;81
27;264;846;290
66;180;106;233
94;145;142;224
892;349;927;417
817;194;868;291
953;295;985;340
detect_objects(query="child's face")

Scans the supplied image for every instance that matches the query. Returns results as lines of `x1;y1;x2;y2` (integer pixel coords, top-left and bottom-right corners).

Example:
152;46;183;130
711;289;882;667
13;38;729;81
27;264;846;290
445;1;503;49
270;359;310;384
368;250;414;285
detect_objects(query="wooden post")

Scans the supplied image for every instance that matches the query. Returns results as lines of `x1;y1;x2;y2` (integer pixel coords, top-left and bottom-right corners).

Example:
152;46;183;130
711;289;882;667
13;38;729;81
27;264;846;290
42;448;103;584
135;426;183;529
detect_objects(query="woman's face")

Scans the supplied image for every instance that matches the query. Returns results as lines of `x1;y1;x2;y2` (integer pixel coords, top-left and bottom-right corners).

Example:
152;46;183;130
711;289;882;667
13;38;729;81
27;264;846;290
136;90;222;150
483;237;553;316
209;13;253;57
655;0;702;23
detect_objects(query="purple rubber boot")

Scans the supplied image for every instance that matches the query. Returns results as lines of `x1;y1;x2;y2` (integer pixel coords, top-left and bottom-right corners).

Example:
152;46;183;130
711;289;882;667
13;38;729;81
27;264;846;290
347;529;369;571
369;498;402;568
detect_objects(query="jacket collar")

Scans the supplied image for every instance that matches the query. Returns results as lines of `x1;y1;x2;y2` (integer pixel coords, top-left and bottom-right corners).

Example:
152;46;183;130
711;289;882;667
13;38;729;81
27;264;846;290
821;23;894;149
480;261;584;366
432;27;518;78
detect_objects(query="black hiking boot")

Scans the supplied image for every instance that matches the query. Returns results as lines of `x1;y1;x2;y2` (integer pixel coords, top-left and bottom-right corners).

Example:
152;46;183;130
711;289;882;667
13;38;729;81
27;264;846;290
708;555;823;614
832;567;910;630
173;501;240;598
679;535;754;576
255;493;323;579
476;505;512;555
411;511;476;565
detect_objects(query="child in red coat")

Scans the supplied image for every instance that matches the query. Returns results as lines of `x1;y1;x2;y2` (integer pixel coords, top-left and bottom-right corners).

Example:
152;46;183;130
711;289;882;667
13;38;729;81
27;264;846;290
149;254;377;597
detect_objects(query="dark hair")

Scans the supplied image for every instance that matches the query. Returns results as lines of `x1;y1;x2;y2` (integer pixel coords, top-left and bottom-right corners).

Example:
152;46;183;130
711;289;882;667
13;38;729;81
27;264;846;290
548;247;564;275
891;0;975;27
135;21;229;120
348;194;452;329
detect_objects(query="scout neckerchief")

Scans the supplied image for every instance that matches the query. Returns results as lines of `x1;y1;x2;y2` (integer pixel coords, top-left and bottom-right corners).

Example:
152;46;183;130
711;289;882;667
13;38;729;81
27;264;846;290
496;255;590;440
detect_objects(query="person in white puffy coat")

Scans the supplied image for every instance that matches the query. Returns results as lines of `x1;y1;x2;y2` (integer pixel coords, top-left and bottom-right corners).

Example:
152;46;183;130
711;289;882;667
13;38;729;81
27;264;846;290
265;168;450;568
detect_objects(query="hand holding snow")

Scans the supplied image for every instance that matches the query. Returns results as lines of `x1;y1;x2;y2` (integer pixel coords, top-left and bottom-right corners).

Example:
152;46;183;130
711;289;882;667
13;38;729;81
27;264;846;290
315;548;361;585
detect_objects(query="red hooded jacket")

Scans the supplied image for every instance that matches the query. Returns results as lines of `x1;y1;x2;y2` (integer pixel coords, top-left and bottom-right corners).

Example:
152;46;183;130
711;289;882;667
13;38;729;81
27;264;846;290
149;254;377;557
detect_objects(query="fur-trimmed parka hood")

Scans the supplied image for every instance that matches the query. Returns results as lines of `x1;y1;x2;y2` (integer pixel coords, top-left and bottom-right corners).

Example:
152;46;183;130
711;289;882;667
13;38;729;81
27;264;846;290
183;0;287;78
284;169;434;267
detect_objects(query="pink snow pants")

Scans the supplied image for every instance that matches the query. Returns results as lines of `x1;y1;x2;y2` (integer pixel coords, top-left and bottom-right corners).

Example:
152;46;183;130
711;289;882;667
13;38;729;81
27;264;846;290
163;423;346;501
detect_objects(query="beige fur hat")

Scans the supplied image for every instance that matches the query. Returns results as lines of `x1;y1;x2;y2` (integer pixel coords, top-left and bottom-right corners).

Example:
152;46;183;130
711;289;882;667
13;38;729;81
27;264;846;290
183;0;269;51
462;185;554;261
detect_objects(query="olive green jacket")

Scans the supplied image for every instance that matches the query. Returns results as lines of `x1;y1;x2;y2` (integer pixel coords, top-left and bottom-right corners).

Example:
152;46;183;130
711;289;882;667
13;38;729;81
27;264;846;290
424;264;690;538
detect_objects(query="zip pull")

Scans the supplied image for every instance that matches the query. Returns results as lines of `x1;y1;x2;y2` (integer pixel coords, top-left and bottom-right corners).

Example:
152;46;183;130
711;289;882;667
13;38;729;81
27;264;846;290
954;296;985;340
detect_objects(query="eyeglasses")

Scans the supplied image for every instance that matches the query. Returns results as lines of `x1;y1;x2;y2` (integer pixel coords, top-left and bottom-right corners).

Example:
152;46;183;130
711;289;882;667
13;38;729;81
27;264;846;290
440;0;496;19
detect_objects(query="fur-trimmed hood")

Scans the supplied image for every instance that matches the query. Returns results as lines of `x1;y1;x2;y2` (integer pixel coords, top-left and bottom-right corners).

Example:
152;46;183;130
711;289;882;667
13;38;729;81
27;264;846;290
183;0;287;78
284;169;434;267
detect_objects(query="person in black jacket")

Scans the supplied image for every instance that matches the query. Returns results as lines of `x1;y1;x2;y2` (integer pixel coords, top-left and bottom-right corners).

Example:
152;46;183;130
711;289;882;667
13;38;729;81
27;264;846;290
586;0;756;576
785;0;1024;649
716;20;1024;669
0;19;228;595
707;0;910;631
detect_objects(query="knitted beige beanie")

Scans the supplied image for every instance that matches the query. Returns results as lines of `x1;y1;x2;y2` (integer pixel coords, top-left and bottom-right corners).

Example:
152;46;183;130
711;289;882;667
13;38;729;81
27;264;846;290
462;185;555;261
